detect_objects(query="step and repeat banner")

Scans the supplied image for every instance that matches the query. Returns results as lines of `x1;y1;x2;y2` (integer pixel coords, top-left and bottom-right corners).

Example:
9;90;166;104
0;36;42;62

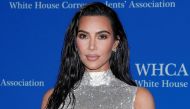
0;0;189;109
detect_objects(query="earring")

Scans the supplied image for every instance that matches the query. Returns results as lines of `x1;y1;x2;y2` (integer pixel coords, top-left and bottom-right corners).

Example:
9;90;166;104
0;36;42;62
112;48;116;52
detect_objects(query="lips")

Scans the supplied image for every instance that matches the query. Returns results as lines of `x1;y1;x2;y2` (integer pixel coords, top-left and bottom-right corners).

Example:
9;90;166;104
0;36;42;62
86;54;100;61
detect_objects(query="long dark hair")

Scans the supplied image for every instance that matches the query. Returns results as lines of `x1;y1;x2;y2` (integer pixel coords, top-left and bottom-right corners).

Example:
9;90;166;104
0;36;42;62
46;2;136;109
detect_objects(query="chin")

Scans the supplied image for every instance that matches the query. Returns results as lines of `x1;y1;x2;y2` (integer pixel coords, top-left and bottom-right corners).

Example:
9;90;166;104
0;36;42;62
86;66;99;70
85;64;102;70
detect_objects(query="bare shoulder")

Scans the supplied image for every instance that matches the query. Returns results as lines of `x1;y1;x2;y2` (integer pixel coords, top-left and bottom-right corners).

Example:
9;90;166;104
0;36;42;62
134;87;155;109
41;89;54;109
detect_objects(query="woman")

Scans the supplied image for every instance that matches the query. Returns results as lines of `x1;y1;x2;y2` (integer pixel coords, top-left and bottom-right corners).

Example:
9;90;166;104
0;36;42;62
41;2;154;109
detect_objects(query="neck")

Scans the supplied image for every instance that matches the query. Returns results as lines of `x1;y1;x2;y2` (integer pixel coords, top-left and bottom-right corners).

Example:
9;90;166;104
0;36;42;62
81;69;114;86
85;68;111;73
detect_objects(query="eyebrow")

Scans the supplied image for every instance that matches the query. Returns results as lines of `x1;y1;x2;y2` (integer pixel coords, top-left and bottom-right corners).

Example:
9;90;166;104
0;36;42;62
78;30;111;35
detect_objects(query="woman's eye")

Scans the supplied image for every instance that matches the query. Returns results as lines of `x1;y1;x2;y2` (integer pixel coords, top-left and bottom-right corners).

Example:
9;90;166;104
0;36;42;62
78;34;87;39
98;34;108;40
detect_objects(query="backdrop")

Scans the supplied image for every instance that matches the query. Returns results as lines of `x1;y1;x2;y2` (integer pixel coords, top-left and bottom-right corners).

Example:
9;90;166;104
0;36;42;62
0;0;189;109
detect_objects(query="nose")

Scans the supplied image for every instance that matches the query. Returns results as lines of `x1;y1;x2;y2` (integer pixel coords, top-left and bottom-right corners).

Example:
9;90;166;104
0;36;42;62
88;37;96;50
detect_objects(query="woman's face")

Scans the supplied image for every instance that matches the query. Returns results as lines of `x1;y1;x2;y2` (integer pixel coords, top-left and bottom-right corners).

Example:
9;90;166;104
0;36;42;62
76;16;119;72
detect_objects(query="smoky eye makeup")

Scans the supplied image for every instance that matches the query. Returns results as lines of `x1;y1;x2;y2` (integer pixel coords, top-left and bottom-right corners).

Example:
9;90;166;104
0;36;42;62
77;33;88;39
97;34;109;40
96;30;112;40
77;30;112;40
77;30;89;39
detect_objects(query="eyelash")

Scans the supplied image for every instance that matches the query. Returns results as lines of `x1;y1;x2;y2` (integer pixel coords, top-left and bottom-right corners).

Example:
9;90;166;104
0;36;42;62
77;33;108;40
77;34;87;39
98;34;108;40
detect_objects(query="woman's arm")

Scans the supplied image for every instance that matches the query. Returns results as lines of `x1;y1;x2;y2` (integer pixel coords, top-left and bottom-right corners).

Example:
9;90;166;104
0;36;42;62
134;87;155;109
41;89;54;109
